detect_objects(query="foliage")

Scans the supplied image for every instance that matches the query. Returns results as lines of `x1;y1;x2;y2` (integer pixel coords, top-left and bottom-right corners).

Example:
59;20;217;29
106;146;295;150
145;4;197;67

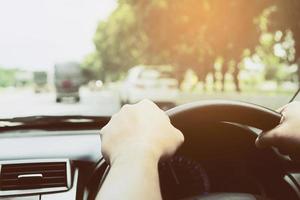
92;3;147;81
266;0;300;84
253;4;297;83
86;0;300;87
81;52;103;82
0;68;17;87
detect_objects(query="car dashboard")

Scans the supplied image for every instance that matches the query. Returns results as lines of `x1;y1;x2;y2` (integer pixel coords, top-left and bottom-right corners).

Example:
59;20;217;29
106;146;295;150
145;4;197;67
0;129;102;200
0;120;299;200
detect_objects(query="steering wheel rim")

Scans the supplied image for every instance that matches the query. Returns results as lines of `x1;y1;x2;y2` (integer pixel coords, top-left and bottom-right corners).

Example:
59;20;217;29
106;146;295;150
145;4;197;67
165;100;299;200
166;100;282;131
166;100;300;166
88;100;292;200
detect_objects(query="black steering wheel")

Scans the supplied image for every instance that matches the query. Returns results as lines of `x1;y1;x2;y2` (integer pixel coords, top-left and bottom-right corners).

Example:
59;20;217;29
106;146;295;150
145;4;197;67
88;100;298;200
166;100;295;200
167;100;281;131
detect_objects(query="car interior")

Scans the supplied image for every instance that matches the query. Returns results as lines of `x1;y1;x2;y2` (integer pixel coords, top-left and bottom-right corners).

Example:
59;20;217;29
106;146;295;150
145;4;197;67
1;0;300;200
0;100;299;200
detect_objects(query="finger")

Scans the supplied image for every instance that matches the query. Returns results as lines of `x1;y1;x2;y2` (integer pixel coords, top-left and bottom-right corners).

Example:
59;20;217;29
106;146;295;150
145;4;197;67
255;125;284;148
139;99;160;110
255;132;273;148
174;128;184;145
120;104;134;112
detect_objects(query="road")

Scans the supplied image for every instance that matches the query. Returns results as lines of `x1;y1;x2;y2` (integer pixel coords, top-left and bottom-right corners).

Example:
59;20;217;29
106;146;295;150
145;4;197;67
0;88;121;118
0;87;293;118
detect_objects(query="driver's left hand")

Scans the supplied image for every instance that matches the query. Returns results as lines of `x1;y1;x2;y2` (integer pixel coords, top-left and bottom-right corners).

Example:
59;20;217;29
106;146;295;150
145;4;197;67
256;101;300;156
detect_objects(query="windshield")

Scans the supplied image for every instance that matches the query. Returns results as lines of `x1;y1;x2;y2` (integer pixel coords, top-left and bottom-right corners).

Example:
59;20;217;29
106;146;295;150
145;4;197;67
0;0;299;118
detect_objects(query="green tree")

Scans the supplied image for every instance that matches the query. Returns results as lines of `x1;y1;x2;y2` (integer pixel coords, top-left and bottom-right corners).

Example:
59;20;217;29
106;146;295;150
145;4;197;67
92;0;272;90
93;3;148;82
0;68;17;87
130;0;268;90
268;0;300;84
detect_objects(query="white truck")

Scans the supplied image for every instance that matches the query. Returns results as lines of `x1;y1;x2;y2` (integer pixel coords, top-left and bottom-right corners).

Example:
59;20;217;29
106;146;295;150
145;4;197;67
54;62;83;103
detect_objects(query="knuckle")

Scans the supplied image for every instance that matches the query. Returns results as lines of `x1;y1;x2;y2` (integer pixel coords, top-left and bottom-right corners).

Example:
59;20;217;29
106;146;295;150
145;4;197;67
141;99;152;104
178;132;185;143
271;129;283;141
164;114;171;123
120;104;137;115
140;99;157;107
121;104;132;111
174;128;184;143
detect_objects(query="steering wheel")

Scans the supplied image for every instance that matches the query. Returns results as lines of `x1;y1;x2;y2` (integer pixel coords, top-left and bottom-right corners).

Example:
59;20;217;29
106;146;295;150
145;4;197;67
166;100;297;200
167;100;281;131
88;100;298;200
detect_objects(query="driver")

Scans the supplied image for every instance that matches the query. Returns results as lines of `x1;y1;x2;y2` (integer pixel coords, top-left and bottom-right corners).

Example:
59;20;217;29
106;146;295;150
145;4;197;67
96;99;184;200
96;99;300;200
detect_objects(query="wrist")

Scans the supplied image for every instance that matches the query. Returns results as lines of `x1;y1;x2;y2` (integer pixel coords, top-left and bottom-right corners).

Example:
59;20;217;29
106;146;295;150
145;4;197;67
110;146;161;166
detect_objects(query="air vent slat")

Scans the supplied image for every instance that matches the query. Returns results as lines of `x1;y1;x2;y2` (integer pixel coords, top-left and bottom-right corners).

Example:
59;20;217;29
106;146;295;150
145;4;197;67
1;182;66;190
1;176;66;182
2;162;65;168
2;177;66;183
0;162;68;190
2;169;65;176
2;164;66;172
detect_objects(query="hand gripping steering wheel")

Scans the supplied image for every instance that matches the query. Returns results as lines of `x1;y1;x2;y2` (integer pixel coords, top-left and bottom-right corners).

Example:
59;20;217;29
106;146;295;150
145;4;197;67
166;100;297;200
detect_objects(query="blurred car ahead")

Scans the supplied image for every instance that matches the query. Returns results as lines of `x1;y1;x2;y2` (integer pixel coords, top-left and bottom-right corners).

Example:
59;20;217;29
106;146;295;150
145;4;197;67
120;66;179;110
54;62;83;103
33;71;48;93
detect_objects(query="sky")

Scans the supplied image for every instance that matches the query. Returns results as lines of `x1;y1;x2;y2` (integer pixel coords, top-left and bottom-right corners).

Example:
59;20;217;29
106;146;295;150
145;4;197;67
0;0;117;71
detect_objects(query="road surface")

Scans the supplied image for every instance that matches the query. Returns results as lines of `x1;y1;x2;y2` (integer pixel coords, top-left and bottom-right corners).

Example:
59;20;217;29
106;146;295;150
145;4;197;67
0;87;293;118
0;88;121;118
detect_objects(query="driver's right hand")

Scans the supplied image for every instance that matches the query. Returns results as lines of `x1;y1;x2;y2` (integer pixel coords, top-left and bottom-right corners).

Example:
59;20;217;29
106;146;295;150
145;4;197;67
100;99;184;164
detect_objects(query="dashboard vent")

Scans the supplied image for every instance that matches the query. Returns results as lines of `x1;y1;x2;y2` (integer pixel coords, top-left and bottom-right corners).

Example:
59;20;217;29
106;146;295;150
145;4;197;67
0;162;67;190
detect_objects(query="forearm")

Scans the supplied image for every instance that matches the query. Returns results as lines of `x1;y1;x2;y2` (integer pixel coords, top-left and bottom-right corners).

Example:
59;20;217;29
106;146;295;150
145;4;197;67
96;154;162;200
97;100;184;200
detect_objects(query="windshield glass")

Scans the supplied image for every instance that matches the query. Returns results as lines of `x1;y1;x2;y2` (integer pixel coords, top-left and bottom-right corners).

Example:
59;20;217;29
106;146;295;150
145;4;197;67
0;0;299;118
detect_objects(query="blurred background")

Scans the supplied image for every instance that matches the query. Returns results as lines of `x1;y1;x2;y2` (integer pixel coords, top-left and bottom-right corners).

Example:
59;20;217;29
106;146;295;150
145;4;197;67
0;0;300;118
